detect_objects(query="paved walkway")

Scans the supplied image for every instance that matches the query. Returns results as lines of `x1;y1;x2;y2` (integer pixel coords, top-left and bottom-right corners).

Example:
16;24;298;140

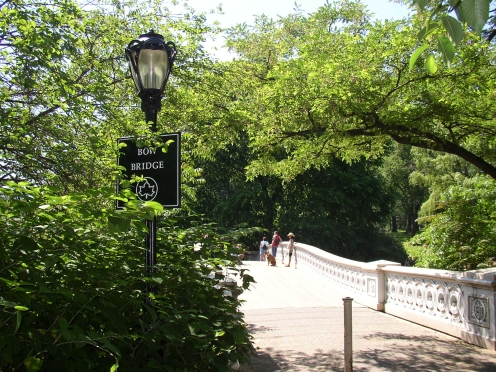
238;259;496;372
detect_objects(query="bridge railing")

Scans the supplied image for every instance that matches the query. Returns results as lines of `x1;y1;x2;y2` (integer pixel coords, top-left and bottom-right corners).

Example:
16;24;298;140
279;241;496;350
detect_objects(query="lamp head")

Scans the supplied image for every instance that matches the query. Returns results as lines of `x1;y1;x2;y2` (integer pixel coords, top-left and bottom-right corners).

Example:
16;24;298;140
125;30;176;100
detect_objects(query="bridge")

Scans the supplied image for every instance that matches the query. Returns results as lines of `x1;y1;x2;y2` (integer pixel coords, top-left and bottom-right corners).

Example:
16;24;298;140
237;242;496;371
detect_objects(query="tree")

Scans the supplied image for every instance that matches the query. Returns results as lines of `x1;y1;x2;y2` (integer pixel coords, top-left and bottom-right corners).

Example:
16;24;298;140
277;159;406;262
0;0;132;190
380;143;429;235
193;133;405;262
399;144;496;269
0;0;221;192
0;1;257;370
216;0;496;183
409;146;482;216
194;134;279;230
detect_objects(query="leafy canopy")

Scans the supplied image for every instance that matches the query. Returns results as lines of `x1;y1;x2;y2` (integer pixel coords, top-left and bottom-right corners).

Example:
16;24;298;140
212;0;496;183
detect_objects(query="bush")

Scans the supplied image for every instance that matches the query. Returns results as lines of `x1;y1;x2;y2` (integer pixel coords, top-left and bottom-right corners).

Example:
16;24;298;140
409;176;496;270
0;182;254;371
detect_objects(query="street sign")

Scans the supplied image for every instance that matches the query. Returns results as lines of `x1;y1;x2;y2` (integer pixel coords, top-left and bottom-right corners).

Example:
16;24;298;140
116;132;181;209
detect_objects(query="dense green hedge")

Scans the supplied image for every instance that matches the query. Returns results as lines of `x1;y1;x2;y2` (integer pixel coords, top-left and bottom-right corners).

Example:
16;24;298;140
0;182;254;371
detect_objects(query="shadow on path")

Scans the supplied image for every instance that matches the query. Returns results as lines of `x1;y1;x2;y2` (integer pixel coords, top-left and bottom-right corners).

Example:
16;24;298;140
247;331;496;372
240;262;496;371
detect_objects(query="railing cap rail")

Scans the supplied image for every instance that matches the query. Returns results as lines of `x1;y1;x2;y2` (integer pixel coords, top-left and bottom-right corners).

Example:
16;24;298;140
362;260;402;269
282;241;496;287
382;266;496;287
285;242;402;271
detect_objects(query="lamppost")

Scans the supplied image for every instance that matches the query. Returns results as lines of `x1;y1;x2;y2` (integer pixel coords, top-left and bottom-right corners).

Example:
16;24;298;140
125;30;177;296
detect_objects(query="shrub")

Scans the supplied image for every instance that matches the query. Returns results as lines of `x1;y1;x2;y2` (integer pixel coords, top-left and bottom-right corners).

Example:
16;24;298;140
0;182;254;371
409;176;496;270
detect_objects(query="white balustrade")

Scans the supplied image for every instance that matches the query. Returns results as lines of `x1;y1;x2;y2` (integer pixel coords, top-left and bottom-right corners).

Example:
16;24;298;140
280;241;496;350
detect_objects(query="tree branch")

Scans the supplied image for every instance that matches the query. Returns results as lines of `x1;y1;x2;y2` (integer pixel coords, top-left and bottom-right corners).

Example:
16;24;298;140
346;114;496;180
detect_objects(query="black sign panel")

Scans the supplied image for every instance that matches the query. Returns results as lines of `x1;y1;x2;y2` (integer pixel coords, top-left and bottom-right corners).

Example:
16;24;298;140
116;133;181;209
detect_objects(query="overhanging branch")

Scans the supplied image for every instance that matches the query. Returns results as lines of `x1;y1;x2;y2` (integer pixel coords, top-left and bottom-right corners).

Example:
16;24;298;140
346;114;496;180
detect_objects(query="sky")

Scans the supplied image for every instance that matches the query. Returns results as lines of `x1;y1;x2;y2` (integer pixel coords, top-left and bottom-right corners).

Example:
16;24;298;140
184;0;410;26
176;0;411;59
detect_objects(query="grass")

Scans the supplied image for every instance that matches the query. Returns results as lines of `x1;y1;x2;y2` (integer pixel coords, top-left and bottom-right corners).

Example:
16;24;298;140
386;230;423;262
385;230;430;265
385;230;411;245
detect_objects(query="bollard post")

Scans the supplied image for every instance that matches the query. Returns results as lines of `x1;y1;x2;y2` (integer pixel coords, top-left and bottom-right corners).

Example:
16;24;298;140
343;297;353;372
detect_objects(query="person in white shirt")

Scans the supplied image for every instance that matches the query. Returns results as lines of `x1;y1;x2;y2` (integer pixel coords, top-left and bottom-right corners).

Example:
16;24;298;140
259;236;269;261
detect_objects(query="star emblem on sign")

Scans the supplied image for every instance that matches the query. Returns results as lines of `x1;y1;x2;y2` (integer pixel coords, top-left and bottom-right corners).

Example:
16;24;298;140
136;177;158;201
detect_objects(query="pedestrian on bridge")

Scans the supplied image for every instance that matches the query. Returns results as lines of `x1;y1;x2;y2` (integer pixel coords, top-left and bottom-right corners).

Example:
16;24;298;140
285;233;296;267
259;237;269;261
271;231;281;258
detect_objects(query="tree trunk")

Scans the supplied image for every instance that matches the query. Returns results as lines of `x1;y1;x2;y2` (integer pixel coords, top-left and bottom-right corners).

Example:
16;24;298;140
406;205;421;236
391;215;397;232
406;214;413;235
411;204;420;236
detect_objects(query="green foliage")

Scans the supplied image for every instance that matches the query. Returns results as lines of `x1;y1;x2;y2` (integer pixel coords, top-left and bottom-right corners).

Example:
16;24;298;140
0;0;255;370
380;143;429;235
277;159;407;263
409;0;492;70
0;0;128;190
407;175;496;270
216;0;496;183
409;148;483;224
194;140;278;230
0;182;253;371
0;0;223;192
193;135;406;261
386;230;411;246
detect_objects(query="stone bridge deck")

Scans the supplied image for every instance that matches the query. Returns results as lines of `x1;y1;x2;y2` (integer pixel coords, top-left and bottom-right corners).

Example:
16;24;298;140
238;260;496;372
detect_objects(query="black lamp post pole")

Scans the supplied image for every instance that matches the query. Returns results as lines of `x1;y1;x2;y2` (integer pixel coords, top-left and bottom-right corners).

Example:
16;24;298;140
143;100;158;296
141;94;161;132
125;30;176;302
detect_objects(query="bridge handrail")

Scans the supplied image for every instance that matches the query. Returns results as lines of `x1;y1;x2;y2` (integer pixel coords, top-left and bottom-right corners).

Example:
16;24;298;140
279;241;496;350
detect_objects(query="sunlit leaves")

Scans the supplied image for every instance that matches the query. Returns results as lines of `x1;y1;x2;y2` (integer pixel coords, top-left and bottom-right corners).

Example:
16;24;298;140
409;43;430;70
221;0;496;184
411;175;496;270
410;0;491;72
0;0;218;192
23;356;43;372
417;22;439;40
413;0;431;11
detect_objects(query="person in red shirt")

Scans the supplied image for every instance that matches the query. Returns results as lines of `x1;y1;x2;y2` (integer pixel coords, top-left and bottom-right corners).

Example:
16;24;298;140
271;231;281;257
